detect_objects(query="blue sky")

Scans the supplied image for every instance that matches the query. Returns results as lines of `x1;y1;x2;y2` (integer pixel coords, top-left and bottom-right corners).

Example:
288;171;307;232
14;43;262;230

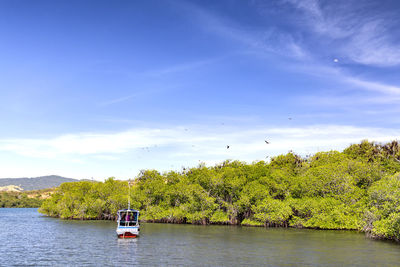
1;0;400;180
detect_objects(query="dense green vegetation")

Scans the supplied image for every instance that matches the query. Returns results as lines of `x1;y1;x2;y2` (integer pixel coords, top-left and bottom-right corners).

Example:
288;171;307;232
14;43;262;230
39;140;400;242
0;191;44;208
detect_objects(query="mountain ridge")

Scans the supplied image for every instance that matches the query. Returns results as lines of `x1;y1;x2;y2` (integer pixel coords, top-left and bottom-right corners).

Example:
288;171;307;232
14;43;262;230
0;175;80;191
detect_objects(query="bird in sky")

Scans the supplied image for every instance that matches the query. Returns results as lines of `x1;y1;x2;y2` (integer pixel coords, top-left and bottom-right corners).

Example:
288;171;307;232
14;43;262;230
227;145;230;149
265;140;269;144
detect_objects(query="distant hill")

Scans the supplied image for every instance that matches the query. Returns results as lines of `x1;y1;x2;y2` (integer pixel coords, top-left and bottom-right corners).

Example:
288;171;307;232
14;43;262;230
0;185;24;192
0;175;79;191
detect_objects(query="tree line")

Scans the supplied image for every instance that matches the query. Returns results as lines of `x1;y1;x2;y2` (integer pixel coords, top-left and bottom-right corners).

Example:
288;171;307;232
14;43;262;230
39;140;400;242
0;191;44;208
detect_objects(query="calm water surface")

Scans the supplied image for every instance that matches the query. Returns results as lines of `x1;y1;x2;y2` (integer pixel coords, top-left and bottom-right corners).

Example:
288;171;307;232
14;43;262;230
0;208;399;266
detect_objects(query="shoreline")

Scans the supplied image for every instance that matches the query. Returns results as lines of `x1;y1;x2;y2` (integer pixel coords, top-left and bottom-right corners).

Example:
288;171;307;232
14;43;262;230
38;211;397;243
37;141;400;244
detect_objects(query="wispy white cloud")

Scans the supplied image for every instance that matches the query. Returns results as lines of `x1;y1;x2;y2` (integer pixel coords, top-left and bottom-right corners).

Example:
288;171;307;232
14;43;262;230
99;86;175;106
178;1;308;60
344;76;400;95
98;56;225;107
284;0;400;67
0;124;398;160
177;0;400;102
282;0;351;38
1;124;399;179
0;129;172;158
286;60;400;100
138;57;224;77
99;92;141;106
345;20;400;66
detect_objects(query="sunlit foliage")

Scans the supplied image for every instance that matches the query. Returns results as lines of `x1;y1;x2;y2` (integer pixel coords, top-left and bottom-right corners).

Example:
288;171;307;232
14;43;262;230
39;140;400;241
0;191;43;208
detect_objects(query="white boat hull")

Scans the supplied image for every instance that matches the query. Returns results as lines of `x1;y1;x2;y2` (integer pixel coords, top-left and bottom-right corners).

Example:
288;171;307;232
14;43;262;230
116;226;140;238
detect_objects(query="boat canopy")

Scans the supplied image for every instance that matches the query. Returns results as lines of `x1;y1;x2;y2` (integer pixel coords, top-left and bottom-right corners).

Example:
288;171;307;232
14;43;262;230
117;209;139;227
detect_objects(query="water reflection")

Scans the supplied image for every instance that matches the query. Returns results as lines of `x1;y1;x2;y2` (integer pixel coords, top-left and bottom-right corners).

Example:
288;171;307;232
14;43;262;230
116;237;139;264
1;209;400;266
117;237;138;247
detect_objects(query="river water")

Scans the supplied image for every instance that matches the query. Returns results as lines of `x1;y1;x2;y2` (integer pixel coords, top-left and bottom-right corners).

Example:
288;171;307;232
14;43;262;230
0;208;399;266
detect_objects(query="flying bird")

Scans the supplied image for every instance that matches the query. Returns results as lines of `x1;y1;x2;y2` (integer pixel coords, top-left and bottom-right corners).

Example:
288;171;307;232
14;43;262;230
226;145;230;149
265;140;270;144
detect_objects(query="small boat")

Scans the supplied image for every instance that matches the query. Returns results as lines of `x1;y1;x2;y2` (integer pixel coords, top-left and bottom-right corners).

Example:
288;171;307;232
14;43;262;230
116;209;140;238
116;179;140;238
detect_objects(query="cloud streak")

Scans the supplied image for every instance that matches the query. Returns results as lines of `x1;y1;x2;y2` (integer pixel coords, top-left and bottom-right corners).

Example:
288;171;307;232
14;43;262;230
0;124;398;161
284;0;400;67
138;57;225;77
178;1;308;60
290;62;400;97
98;85;176;107
1;124;398;179
345;76;400;96
177;0;400;101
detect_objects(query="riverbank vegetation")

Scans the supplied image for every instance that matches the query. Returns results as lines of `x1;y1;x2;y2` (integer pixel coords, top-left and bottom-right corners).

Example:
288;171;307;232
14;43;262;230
39;140;400;241
0;188;53;208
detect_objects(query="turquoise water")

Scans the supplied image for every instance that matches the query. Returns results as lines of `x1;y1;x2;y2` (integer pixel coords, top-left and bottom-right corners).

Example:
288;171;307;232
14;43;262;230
0;208;399;266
